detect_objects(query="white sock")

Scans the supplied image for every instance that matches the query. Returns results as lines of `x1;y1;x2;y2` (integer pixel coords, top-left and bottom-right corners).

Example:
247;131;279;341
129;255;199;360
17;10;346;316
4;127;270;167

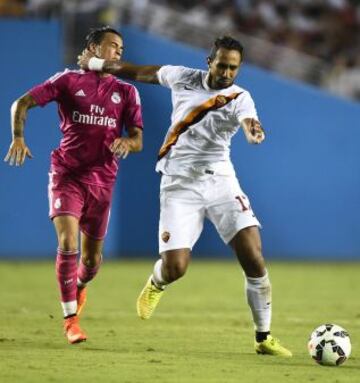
152;259;167;289
61;300;77;317
245;271;272;332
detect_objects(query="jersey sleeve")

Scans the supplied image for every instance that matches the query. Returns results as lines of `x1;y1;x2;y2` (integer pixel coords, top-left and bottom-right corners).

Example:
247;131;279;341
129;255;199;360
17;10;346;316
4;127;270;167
28;70;68;107
233;91;259;125
124;85;143;130
157;65;193;89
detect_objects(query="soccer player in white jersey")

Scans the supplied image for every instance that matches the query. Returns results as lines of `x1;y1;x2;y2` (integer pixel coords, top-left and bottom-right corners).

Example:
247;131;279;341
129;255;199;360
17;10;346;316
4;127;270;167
79;35;292;356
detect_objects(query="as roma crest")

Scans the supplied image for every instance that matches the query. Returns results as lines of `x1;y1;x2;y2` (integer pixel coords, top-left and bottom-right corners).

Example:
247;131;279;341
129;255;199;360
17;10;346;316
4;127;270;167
161;231;171;243
215;95;227;108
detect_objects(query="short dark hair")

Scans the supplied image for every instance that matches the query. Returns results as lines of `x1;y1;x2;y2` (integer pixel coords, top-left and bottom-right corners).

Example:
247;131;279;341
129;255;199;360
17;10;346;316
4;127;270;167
85;26;122;48
208;35;244;62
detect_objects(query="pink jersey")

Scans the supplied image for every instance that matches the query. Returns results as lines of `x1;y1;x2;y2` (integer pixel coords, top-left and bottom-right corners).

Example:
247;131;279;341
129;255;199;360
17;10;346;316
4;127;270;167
30;69;143;186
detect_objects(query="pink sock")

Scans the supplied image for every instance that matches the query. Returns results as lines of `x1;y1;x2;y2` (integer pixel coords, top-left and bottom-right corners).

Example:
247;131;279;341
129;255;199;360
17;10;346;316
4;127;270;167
77;258;101;286
56;248;78;303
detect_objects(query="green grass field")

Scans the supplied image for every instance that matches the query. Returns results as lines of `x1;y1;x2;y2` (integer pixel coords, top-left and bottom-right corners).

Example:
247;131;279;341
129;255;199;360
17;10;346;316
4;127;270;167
0;260;359;383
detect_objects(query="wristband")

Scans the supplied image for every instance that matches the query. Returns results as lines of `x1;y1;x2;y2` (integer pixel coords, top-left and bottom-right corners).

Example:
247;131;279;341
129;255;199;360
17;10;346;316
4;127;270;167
88;57;105;71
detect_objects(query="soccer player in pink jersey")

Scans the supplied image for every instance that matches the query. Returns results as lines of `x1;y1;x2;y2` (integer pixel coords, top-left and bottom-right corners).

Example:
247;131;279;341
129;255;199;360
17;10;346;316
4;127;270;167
4;27;143;344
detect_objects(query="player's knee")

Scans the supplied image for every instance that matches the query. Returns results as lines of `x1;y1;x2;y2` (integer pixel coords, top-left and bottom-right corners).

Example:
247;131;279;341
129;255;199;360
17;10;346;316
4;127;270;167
240;241;262;260
246;254;265;277
58;233;78;252
252;245;264;269
81;251;102;268
244;235;262;256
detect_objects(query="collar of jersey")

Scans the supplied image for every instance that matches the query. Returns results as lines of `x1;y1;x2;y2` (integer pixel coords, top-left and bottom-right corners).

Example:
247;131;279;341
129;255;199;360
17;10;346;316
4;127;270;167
202;72;213;91
90;71;113;81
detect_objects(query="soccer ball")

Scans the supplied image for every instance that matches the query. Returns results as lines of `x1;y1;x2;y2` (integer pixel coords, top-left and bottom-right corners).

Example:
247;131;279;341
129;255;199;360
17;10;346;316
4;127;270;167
308;324;351;366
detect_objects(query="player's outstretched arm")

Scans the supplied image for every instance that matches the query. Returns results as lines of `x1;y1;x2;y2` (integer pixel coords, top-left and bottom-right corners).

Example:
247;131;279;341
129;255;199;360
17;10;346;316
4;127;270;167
241;118;265;145
4;93;37;166
103;61;161;84
109;127;143;159
78;49;161;84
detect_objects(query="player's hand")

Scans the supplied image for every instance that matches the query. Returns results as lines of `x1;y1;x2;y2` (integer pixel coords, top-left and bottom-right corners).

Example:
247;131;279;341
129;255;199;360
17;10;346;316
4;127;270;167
4;137;33;166
77;49;95;70
110;137;131;159
243;118;265;144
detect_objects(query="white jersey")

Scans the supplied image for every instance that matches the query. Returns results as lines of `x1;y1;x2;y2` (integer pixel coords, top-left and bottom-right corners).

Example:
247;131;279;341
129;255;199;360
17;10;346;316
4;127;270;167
156;65;259;177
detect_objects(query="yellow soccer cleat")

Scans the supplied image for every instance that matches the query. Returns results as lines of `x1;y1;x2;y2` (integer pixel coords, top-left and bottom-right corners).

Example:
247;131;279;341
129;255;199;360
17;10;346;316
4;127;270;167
255;335;293;357
136;276;164;320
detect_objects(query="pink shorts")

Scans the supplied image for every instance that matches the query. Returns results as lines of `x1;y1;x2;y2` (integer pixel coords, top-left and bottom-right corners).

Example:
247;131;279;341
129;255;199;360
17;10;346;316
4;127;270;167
48;171;113;240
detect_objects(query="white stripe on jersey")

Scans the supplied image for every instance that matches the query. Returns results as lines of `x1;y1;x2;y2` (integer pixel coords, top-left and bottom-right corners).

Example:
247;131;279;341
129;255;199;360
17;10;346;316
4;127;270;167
48;69;85;83
48;171;55;214
134;87;141;105
115;78;142;105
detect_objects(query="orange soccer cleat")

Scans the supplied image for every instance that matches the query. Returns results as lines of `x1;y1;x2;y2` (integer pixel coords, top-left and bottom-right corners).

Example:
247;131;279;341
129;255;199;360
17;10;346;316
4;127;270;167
76;287;87;316
64;316;87;344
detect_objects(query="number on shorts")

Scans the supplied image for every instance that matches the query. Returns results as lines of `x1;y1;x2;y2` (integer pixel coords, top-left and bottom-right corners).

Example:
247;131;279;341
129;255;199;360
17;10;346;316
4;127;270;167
235;195;250;212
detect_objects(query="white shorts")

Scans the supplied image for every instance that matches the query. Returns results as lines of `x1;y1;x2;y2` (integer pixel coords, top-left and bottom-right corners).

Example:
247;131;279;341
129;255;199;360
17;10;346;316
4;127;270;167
158;174;261;253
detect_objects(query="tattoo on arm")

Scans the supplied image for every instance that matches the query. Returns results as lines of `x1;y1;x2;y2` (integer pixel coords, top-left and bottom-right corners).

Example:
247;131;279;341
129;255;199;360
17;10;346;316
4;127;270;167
11;93;37;139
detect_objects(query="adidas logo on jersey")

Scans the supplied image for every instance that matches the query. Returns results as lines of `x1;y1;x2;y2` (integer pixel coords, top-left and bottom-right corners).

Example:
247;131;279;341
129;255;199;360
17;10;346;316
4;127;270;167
75;89;86;97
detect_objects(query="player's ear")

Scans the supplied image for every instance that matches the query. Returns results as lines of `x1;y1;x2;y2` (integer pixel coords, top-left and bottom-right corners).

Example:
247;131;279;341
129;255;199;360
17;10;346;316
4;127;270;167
88;42;97;54
207;56;212;68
